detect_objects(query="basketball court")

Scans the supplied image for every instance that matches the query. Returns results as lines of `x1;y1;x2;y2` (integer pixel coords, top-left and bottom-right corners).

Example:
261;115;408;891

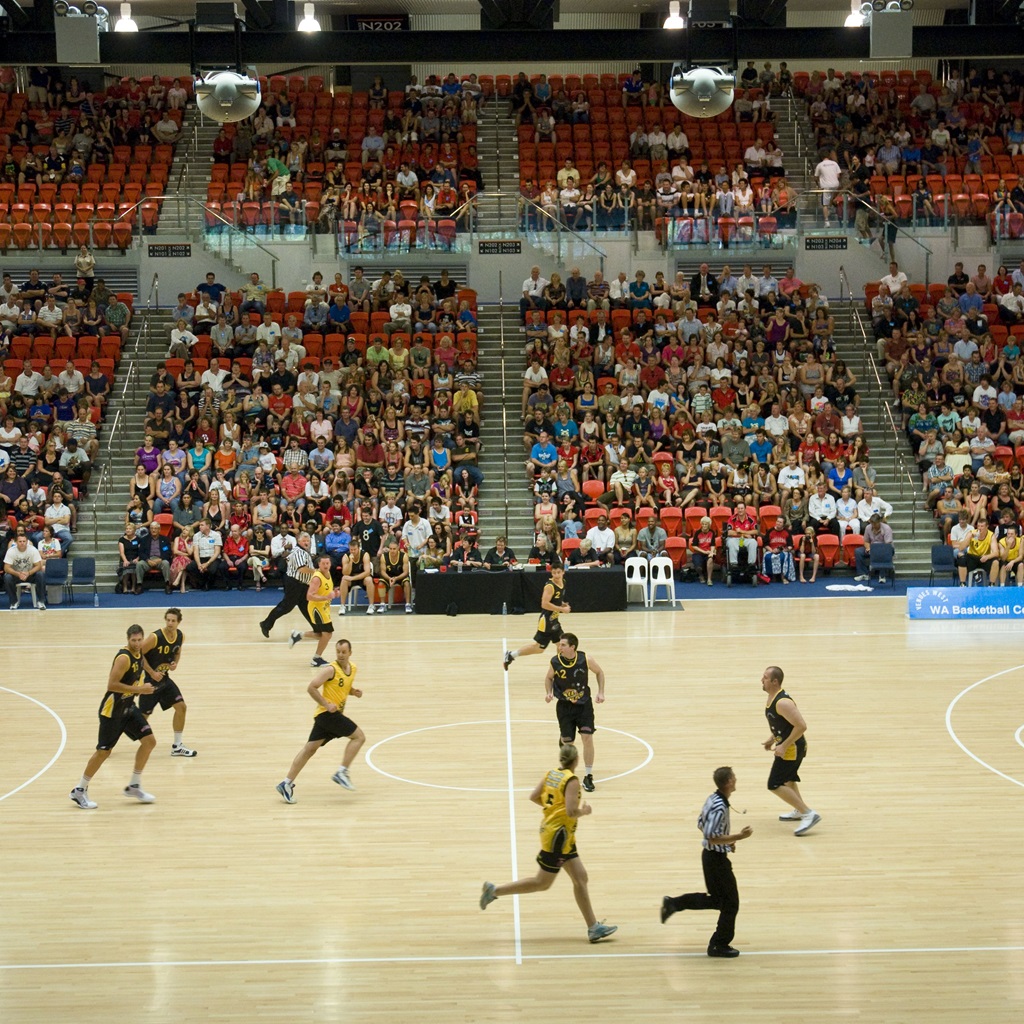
2;597;1023;1022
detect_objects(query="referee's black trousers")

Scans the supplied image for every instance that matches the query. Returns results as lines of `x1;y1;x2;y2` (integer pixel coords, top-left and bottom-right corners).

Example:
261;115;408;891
262;576;313;631
666;849;739;948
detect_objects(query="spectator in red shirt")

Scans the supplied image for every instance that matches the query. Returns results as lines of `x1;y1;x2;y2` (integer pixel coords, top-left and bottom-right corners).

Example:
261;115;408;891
223;523;251;588
761;516;795;583
279;466;308;511
355;431;386;470
725;501;759;574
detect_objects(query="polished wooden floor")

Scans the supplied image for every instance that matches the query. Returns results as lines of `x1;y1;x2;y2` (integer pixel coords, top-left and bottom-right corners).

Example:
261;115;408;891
2;597;1024;1023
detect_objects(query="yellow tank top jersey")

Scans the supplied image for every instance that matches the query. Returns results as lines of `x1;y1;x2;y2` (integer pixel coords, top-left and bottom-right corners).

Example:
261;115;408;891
315;660;357;718
968;531;995;558
307;569;333;622
538;766;578;852
1003;536;1021;562
537;578;565;634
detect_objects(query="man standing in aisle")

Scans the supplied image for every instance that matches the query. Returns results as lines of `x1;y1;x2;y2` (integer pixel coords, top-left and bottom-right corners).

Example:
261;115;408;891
814;149;842;226
762;665;821;836
660;766;753;958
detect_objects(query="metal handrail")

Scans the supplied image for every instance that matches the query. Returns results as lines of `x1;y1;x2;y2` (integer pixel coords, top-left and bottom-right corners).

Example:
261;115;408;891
146;272;159;312
800;186;934;281
851;304;918;531
516;193;608;270
497;270;510;542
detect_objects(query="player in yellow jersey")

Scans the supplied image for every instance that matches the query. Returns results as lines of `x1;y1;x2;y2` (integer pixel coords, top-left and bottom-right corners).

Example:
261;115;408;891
479;743;617;943
288;554;342;668
999;524;1023;586
276;638;365;803
502;562;571;670
69;624;158;809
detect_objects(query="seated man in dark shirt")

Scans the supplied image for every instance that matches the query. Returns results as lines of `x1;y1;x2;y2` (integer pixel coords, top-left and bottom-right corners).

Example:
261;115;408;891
483;536;517;570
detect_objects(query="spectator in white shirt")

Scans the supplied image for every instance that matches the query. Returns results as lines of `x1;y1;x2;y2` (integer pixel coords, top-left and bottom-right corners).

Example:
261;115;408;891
776;454;806;503
840;404;863;439
385;299;413;337
857;487;893;522
168;318;199;359
807;482;839;536
58;359;85;396
201;358;229;395
880;262;909;295
255;311;282;347
585;513;616;564
14;360;43;398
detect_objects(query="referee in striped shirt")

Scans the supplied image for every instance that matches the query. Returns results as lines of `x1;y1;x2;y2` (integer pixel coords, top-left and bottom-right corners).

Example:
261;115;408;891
260;533;316;638
660;766;753;958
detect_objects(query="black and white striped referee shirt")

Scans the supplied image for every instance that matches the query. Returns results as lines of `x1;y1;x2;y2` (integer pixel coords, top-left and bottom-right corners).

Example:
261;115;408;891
697;791;732;853
285;545;314;581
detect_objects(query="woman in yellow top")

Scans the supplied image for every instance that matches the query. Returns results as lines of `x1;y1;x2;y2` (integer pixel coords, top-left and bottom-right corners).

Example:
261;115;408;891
276;638;364;803
479;744;617;944
289;554;341;667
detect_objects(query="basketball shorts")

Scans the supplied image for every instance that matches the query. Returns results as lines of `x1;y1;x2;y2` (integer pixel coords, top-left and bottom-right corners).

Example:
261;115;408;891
96;705;153;751
309;711;357;744
767;743;806;789
536;825;578;874
556;699;595;741
533;617;564;648
309;604;333;635
138;677;184;714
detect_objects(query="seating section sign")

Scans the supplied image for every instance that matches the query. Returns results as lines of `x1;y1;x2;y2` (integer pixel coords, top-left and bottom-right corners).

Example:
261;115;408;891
907;587;1024;619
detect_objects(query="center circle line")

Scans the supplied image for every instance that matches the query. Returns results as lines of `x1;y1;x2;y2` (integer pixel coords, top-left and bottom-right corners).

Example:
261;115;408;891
0;686;68;803
364;719;654;792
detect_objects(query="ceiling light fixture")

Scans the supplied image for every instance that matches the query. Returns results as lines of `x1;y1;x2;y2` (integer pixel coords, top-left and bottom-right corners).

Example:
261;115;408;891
114;1;137;30
664;1;686;29
297;3;320;31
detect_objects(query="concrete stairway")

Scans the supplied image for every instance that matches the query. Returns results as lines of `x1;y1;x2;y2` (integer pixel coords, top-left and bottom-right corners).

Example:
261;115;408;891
475;303;536;554
831;301;935;577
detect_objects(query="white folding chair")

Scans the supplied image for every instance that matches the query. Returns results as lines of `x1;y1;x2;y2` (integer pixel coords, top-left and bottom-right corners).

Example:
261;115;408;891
624;556;650;606
648;556;680;608
15;582;39;609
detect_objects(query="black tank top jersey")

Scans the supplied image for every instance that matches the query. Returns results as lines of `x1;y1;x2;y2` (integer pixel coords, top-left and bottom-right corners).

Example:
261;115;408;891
550;651;591;705
146;627;183;680
765;689;806;753
102;646;144;716
549;577;565;612
383;549;404;576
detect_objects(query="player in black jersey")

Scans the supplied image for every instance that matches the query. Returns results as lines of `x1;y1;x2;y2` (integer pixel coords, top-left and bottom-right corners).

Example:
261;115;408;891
69;624;158;809
762;665;821;836
544;632;606;793
139;608;197;757
503;562;571;669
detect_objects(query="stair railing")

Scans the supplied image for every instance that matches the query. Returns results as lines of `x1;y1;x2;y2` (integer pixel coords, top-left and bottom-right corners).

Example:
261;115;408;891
851;302;918;532
515;193;607;271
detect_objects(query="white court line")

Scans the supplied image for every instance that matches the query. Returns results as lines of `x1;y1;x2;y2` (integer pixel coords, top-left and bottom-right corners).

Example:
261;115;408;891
0;686;67;803
945;663;1024;789
3;944;1024;972
1;628;1006;653
1015;725;1024;750
501;638;523;965
363;721;653;792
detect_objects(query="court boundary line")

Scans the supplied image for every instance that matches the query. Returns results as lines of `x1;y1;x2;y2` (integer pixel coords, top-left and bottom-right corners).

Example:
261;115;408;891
501;638;523;965
0;627;993;653
0;686;68;804
945;663;1024;789
3;944;1024;972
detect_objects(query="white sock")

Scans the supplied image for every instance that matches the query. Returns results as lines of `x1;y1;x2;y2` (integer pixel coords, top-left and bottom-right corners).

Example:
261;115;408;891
585;765;593;776
173;732;183;746
130;770;143;788
508;651;517;660
78;775;91;791
284;777;293;785
338;765;348;773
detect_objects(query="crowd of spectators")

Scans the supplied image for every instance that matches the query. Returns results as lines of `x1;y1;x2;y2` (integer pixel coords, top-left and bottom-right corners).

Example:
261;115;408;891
0;260;129;606
0;68;182;248
805;66;1024;234
120;267;487;602
871;258;1024;584
206;72;484;241
513;67;791;239
517;261;894;585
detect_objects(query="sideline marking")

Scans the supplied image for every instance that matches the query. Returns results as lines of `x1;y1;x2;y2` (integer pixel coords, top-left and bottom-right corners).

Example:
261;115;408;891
3;944;1024;972
501;638;522;965
945;663;1024;789
363;721;653;792
0;686;68;803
